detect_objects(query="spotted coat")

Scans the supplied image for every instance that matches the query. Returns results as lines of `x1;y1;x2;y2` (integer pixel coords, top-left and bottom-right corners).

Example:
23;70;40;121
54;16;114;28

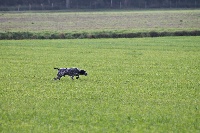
54;67;87;80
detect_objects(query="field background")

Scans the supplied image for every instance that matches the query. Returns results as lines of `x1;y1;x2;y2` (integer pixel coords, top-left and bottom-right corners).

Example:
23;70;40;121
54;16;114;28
0;9;200;132
0;10;200;33
0;37;200;132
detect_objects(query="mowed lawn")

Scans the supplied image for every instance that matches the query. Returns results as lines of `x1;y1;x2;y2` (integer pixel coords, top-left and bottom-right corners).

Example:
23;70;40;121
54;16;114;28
0;10;200;32
0;37;199;132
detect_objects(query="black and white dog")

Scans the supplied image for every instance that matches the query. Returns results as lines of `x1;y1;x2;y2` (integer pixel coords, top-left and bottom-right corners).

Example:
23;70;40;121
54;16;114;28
54;67;87;80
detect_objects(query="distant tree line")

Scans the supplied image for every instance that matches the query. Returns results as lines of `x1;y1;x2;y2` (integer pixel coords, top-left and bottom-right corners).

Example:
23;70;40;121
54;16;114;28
0;0;199;10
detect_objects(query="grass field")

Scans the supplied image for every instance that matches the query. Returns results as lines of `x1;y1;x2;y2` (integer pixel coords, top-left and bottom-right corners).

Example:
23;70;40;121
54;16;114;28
0;37;199;132
1;10;200;33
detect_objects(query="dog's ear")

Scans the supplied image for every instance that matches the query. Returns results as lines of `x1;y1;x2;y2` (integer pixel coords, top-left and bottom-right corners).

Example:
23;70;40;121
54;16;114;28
79;70;86;75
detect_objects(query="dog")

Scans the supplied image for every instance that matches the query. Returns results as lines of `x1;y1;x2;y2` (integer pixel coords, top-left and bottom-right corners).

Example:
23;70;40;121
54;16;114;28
54;67;87;80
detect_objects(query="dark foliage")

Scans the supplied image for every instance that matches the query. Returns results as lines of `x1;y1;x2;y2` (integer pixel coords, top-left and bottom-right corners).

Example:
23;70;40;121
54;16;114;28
1;30;200;40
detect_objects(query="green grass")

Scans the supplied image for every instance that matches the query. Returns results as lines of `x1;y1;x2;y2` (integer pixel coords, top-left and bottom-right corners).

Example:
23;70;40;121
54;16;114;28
0;37;199;132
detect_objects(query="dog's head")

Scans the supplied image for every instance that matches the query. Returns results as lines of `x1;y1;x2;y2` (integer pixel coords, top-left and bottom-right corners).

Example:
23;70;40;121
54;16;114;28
79;70;87;76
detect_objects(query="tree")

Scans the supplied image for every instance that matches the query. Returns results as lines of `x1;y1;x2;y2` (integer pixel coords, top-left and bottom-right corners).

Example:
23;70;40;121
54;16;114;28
0;0;199;9
66;0;70;8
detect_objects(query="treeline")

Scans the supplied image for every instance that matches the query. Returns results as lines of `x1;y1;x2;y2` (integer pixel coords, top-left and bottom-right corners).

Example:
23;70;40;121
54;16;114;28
1;30;200;39
0;0;199;11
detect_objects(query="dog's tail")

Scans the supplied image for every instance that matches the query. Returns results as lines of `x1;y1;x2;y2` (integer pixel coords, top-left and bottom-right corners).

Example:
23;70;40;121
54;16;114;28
54;68;60;70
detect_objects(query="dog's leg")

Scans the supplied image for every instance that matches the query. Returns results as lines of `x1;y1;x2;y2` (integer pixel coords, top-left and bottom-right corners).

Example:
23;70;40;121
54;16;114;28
54;77;59;80
54;75;62;80
76;75;79;79
54;77;60;80
70;76;74;80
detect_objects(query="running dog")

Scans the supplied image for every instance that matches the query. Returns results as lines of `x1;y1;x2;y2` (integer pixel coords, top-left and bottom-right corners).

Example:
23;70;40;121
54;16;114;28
54;67;87;80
